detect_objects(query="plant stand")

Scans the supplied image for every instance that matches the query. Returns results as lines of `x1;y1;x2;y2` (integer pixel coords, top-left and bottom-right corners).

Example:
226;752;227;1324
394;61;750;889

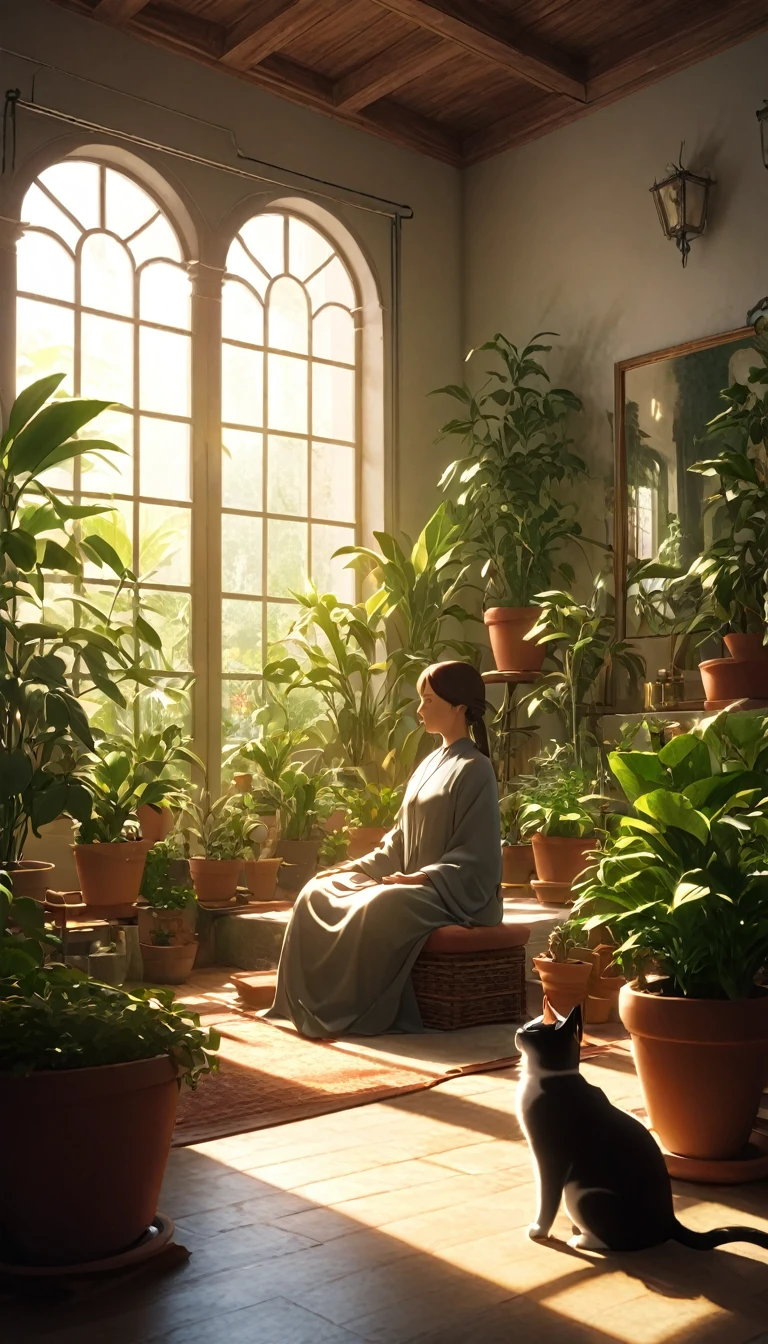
482;670;539;793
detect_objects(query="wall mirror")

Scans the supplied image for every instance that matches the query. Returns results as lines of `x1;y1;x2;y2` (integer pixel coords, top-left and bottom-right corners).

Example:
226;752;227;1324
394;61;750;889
614;325;759;648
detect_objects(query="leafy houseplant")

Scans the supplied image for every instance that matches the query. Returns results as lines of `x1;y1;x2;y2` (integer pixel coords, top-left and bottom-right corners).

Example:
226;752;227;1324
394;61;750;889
184;792;264;906
515;752;599;899
0;375;162;897
137;837;197;948
572;711;768;1167
0;887;218;1266
108;726;202;845
498;792;535;890
250;759;336;894
532;918;593;1020
435;333;590;671
341;781;403;860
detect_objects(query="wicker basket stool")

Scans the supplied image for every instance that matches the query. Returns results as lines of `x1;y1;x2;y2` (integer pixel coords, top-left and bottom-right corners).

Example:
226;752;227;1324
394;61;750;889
412;923;531;1031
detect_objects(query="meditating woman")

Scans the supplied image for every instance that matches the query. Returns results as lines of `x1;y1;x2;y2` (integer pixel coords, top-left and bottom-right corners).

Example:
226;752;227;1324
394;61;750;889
267;661;502;1037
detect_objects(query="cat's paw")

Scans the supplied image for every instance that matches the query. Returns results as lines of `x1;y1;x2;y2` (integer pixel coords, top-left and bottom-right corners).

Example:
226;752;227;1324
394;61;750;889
527;1223;550;1241
568;1232;608;1252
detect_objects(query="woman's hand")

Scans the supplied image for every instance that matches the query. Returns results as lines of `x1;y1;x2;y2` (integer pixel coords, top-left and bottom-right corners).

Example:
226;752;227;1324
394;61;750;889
380;871;427;885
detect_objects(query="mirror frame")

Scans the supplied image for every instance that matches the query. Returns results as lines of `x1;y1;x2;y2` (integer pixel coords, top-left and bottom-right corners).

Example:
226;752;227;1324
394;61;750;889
613;324;755;647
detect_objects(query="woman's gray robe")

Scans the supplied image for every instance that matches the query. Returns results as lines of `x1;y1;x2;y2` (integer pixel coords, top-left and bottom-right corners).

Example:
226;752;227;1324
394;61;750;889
267;738;502;1037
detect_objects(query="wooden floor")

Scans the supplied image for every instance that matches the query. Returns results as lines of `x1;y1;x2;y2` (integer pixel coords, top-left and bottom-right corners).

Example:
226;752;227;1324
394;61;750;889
10;1046;768;1344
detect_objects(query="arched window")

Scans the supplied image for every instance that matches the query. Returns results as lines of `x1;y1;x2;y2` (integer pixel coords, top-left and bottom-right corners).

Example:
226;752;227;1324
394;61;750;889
221;211;360;737
16;160;193;735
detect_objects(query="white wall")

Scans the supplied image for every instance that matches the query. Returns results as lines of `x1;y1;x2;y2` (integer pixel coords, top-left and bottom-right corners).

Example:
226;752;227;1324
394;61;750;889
0;0;463;537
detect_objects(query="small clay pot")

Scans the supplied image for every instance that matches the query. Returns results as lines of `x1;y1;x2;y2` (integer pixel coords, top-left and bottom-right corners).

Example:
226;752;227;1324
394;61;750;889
501;843;535;886
6;860;55;903
533;953;593;1019
700;657;768;704
531;878;572;907
136;903;197;946
724;632;768;661
73;841;150;908
531;833;595;885
140;940;198;985
188;857;243;905
232;772;253;795
241;857;283;901
484;606;545;673
274;839;321;892
346;826;388;861
136;804;174;847
619;983;768;1161
586;995;612;1025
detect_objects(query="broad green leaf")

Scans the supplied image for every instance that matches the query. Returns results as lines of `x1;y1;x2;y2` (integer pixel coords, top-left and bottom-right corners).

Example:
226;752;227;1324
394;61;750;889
7;373;65;439
609;750;666;803
634;789;709;844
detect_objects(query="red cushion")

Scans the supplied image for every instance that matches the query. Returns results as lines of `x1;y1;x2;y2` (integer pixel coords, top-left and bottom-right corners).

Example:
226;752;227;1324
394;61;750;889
423;923;531;955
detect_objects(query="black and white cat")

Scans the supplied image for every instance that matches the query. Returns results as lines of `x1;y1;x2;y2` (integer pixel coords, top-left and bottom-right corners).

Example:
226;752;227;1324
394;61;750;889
515;1006;768;1253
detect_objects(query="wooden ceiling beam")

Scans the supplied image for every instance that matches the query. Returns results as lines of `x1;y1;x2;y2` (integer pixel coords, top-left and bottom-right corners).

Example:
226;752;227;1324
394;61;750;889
334;30;451;111
372;0;587;101
221;0;342;71
93;0;151;20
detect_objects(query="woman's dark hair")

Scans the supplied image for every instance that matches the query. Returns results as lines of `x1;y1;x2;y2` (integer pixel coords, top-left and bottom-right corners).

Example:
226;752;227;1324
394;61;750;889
417;661;491;758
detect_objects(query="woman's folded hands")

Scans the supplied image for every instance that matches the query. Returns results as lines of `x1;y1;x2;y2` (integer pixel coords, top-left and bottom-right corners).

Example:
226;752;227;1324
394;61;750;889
380;871;428;885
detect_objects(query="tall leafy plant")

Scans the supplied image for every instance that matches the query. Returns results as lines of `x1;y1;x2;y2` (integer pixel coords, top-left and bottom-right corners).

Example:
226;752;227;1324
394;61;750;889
435;333;589;608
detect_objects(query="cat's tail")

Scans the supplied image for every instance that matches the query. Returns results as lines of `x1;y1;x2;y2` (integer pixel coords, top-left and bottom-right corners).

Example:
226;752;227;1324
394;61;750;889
672;1219;768;1252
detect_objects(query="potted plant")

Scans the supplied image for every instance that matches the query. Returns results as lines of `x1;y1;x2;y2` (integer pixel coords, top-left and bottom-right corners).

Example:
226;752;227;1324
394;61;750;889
516;751;599;902
0;375;162;901
140;925;198;986
252;764;336;892
116;727;202;845
498;793;535;891
136;835;197;946
434;333;589;671
184;792;257;905
0;885;217;1267
532;919;594;1019
574;711;768;1172
342;781;403;860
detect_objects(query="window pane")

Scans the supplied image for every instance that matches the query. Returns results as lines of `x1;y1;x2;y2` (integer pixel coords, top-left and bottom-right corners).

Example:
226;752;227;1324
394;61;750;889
82;499;133;579
222;428;262;512
17;231;74;302
312;523;356;601
268;352;307;434
222;514;263;595
81;407;133;495
312;442;355;522
312;362;354;441
223;678;263;741
267;436;307;517
225;238;269;300
127;214;182;267
140;416;190;501
138;678;192;735
16;297;74;395
239;214;284;278
81;233;133;317
21;183;82;250
223;598;262;674
140;261;191;330
139;503;190;586
267;518;307;598
140;589;191;670
81;313;133;406
106;168;157;240
222;278;264;345
139;327;190;415
266;601;297;650
222;343;263;427
39;162;100;231
306;256;355;313
288;217;333;282
267;276;308;354
313;306;355;364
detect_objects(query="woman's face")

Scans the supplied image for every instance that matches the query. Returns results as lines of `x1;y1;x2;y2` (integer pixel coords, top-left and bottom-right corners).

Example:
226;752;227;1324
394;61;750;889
418;683;466;737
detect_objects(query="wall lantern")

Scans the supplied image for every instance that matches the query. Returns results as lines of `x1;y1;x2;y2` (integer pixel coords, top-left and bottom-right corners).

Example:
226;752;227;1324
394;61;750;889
757;100;768;169
650;147;713;267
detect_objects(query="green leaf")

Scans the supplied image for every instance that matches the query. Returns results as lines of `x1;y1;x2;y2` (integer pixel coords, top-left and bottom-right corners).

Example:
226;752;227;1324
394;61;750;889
0;750;34;799
81;534;128;577
634;789;709;844
3;529;37;571
609;751;667;803
7;374;66;439
9;400;113;475
136;614;162;651
40;539;81;576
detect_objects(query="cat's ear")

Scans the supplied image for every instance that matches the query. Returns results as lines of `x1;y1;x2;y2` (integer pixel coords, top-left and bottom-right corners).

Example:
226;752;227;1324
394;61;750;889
565;1004;583;1043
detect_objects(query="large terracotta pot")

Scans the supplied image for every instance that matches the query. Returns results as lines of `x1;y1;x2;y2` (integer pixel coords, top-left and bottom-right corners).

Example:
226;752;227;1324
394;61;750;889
619;983;768;1160
700;657;768;704
73;840;150;908
274;838;321;892
188;857;242;905
6;860;55;902
501;843;535;886
0;1056;178;1266
531;833;594;885
241;857;283;901
140;940;198;985
724;632;768;661
136;803;174;846
347;826;388;861
136;903;197;946
483;606;545;673
533;954;593;1019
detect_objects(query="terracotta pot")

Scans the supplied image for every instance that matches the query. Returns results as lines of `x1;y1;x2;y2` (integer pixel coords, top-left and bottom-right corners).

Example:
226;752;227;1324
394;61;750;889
0;1055;178;1266
325;808;347;833
700;657;768;704
136;903;197;946
619;984;768;1160
530;878;572;907
724;632;768;661
232;772;253;794
136;803;174;846
501;843;535;886
586;995;612;1024
140;940;198;985
6;860;55;903
484;606;545;673
274;838;321;892
241;857;283;901
73;841;150;908
346;826;388;861
188;857;243;905
533;954;594;1019
531;833;594;885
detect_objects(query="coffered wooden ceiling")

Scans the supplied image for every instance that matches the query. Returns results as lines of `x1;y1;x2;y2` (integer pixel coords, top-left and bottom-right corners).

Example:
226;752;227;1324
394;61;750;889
49;0;768;166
